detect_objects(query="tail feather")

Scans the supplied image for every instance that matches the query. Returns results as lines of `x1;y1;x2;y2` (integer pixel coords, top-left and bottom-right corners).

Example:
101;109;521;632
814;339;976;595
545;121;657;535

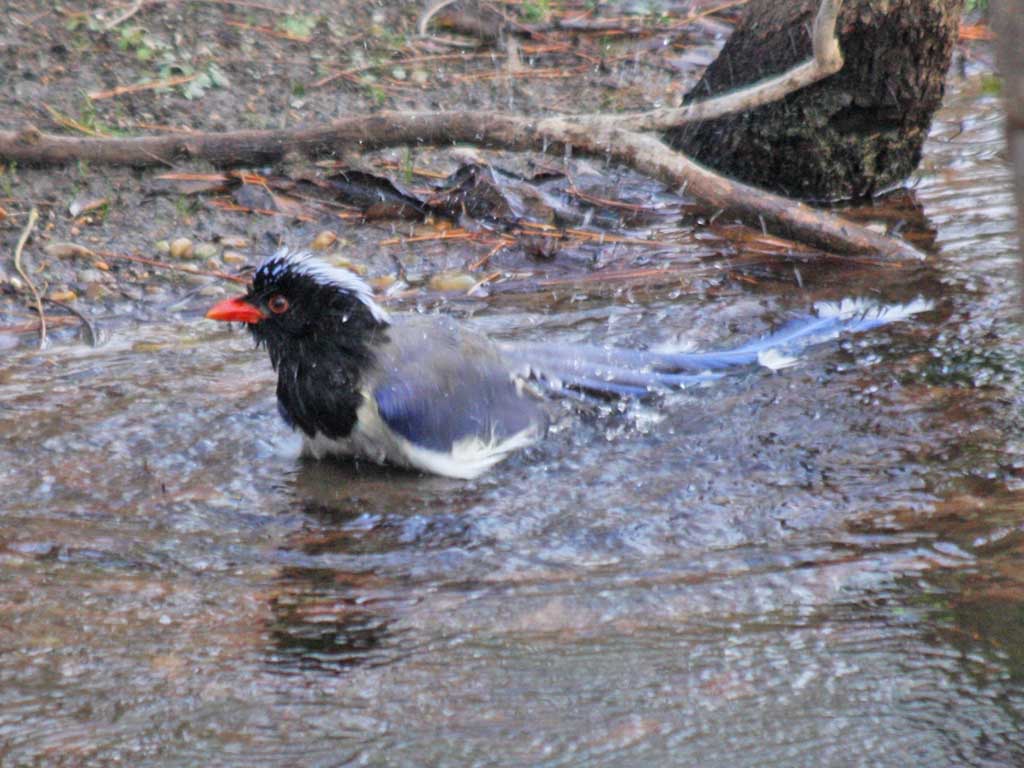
506;297;932;398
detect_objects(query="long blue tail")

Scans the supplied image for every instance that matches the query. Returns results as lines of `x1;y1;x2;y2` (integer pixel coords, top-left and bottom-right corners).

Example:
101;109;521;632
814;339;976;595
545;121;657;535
503;298;932;398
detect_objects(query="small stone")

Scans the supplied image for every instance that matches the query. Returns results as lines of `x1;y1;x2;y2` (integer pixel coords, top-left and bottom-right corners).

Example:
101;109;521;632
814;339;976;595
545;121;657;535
194;243;218;260
428;272;477;292
132;340;169;352
311;230;337;250
154;240;171;254
184;273;212;286
77;269;105;283
169;238;194;259
330;257;367;275
412;69;429;85
221;250;246;264
121;286;144;301
44;242;93;259
198;284;226;297
220;235;249;248
85;283;107;301
69;196;108;217
48;289;77;302
391;66;407;81
369;275;397;290
94;260;110;271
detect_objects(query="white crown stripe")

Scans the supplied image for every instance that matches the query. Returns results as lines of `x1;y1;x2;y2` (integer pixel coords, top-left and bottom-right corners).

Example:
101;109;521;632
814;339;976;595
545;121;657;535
258;248;390;324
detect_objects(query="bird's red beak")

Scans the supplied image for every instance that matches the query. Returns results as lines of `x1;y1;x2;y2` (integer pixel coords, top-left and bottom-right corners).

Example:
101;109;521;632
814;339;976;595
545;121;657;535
205;296;265;324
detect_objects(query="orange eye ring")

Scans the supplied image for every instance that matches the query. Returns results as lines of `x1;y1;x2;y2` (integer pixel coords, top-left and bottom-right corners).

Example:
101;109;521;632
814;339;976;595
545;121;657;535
268;294;289;315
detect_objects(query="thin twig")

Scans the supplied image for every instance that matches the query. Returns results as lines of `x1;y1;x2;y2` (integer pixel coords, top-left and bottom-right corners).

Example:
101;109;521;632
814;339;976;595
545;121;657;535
42;103;110;137
418;0;460;36
224;19;311;42
12;207;45;349
43;297;98;346
311;51;504;89
88;73;201;101
102;0;145;30
0;316;80;336
93;248;251;283
50;241;250;283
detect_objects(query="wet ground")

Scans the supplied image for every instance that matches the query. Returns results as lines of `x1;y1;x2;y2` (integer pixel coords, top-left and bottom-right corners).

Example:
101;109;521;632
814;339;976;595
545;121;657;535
2;3;1024;767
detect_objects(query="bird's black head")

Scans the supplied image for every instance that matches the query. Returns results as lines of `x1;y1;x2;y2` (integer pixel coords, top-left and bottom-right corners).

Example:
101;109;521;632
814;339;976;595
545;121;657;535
207;249;391;440
206;249;390;369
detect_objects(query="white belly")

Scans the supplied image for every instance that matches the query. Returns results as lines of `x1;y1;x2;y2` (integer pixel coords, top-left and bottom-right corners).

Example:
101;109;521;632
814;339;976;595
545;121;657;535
299;398;540;480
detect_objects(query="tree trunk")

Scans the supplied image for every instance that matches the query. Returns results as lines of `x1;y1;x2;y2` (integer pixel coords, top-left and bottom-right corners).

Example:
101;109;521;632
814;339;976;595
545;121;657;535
993;0;1024;257
668;0;962;201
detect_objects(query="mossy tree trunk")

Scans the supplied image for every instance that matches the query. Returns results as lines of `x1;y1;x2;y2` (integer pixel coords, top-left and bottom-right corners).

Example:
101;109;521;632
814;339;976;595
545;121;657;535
669;0;962;201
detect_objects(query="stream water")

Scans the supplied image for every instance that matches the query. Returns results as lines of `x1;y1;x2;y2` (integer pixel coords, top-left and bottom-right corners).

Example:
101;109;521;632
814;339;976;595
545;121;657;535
2;71;1023;766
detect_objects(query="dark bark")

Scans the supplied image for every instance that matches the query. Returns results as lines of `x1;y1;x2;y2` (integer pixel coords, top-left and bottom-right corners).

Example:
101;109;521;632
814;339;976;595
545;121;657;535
669;0;962;201
993;0;1024;260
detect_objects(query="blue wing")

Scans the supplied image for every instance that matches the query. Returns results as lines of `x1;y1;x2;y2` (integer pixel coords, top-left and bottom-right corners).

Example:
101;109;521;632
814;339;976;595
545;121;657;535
373;319;544;454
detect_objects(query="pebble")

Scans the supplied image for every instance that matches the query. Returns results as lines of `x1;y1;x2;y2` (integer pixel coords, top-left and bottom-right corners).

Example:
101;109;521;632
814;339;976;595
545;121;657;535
220;235;249;248
169;238;194;259
121;286;144;301
222;250;246;264
44;242;93;259
311;230;337;250
369;275;397;290
194;243;218;260
428;272;478;292
198;284;226;297
327;257;367;275
48;289;77;302
77;269;106;283
154;240;171;254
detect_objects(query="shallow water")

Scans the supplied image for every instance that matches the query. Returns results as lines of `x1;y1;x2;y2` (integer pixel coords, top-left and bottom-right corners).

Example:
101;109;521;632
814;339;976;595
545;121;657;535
3;73;1024;766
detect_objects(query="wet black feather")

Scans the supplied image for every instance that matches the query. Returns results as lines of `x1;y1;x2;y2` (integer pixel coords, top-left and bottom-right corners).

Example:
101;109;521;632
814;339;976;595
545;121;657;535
244;255;389;440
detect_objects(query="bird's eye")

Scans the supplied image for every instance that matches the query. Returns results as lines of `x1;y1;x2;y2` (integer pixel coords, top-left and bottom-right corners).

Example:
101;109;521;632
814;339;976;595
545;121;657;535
268;294;289;314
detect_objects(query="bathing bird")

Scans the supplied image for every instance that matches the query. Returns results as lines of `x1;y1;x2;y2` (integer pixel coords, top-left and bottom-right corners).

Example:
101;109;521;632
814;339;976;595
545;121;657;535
206;248;927;479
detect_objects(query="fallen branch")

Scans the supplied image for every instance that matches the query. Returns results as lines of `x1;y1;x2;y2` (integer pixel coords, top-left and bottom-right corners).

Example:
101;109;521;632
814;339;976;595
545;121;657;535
0;112;919;260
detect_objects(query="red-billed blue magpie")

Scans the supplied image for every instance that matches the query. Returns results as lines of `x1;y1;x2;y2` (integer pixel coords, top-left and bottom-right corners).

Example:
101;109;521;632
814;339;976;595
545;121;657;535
206;249;929;478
